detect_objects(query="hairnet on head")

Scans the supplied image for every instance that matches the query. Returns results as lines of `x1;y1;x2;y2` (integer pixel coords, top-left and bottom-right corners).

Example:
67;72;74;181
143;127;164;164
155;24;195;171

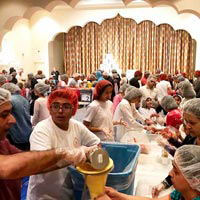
90;74;96;80
34;83;50;96
0;75;6;84
124;86;142;101
2;83;20;94
178;81;196;99
93;80;112;100
73;73;80;78
142;97;152;108
0;88;11;105
112;69;117;73
6;75;12;82
160;95;178;112
177;75;185;82
147;75;157;82
174;145;200;192
60;74;68;81
47;88;78;116
183;99;200;118
119;84;130;93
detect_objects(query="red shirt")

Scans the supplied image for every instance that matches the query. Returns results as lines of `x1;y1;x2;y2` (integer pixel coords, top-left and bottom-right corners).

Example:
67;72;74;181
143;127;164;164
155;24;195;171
141;77;147;85
0;139;22;200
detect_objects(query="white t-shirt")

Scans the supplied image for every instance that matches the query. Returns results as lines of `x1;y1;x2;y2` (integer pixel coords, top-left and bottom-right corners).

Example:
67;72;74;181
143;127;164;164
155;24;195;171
32;97;49;126
113;99;145;142
139;85;158;103
156;80;171;102
84;100;114;141
27;117;100;200
139;107;156;119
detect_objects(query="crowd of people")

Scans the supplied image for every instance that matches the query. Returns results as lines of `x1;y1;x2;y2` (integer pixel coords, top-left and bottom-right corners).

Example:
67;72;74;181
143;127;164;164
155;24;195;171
0;66;200;200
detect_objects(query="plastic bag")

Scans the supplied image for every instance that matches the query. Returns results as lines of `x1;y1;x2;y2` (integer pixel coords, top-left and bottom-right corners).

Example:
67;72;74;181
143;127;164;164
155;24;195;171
120;130;150;154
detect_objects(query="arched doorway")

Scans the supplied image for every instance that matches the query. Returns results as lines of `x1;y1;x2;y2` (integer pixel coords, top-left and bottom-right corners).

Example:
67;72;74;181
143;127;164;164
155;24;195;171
48;32;65;75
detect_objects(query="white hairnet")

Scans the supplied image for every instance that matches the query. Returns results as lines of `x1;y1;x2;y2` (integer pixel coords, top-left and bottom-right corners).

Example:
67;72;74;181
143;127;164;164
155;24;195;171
160;95;178;112
124;86;142;101
0;88;11;105
34;83;50;95
2;83;20;94
119;84;130;93
178;81;196;99
0;75;6;84
60;74;68;81
183;98;200;118
174;145;200;192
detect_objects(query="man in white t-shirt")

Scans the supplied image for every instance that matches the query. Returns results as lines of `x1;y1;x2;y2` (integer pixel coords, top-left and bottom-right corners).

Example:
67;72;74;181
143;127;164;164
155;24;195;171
139;75;159;107
27;88;100;200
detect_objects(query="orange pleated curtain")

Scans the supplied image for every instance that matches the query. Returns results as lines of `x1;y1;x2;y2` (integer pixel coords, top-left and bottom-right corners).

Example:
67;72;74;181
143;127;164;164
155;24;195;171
64;14;195;78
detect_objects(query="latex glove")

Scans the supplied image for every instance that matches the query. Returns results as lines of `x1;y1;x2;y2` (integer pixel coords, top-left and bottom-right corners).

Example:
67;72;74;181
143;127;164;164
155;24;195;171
150;113;160;118
156;136;169;147
152;182;165;198
160;128;172;140
145;118;154;125
144;125;156;131
56;146;87;167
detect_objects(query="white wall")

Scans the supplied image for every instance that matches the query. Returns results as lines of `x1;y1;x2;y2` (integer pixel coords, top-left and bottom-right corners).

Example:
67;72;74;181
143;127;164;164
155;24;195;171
0;5;200;77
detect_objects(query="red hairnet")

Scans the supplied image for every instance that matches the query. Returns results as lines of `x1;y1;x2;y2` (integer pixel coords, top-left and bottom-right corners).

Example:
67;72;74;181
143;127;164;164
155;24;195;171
134;70;142;77
47;88;78;115
194;70;200;77
181;72;187;78
93;80;112;100
37;70;42;75
160;73;168;81
166;109;182;130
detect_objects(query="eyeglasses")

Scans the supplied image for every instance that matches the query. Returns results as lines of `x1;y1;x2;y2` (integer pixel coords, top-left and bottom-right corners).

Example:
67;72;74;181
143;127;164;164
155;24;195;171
50;102;73;112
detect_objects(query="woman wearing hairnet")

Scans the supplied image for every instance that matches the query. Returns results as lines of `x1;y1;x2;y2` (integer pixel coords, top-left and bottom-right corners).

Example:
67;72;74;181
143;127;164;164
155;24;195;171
152;98;200;198
113;86;153;142
83;80;126;141
97;145;200;200
160;96;182;130
177;80;196;108
32;83;50;126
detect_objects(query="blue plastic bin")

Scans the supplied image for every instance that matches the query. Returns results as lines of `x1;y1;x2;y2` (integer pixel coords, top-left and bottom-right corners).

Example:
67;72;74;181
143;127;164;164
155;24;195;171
69;143;140;200
21;176;29;200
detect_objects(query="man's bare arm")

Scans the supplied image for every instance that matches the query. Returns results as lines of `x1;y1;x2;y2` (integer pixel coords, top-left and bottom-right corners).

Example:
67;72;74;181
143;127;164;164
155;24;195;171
0;149;64;179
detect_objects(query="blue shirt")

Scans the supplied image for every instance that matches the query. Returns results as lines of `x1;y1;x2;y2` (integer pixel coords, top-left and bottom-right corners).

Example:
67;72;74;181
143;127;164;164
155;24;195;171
9;94;32;143
170;190;200;200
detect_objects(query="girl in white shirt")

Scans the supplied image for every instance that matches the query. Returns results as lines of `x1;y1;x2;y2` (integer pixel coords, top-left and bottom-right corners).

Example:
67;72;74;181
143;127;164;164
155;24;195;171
139;97;157;119
83;80;126;141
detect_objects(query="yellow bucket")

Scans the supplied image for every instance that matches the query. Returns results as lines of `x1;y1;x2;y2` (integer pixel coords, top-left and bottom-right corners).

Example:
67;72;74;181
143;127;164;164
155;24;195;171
76;158;113;199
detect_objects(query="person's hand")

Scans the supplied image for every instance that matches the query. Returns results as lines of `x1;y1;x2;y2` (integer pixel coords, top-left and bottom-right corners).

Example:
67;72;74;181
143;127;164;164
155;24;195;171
150;113;160;118
105;187;129;200
102;128;114;140
152;182;165;198
118;119;128;128
144;125;156;131
95;193;112;200
156;136;169;147
160;128;173;140
56;146;87;167
145;118;154;125
81;145;98;159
